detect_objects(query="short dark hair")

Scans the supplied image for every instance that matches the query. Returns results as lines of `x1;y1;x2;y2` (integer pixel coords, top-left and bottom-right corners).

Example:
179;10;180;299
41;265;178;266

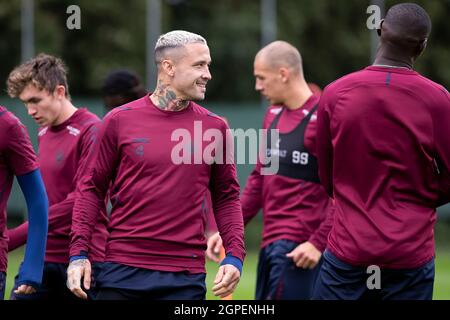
102;69;146;101
385;3;431;39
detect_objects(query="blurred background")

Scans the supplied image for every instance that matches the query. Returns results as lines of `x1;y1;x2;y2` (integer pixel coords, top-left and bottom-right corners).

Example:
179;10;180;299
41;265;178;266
1;0;449;299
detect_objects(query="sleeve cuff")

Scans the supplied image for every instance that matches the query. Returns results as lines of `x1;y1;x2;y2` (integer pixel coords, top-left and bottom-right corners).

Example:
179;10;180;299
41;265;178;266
69;255;88;262
308;238;325;253
16;279;40;288
220;254;243;275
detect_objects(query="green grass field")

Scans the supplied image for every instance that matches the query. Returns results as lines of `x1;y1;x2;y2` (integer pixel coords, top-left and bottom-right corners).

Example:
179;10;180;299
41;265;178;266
5;248;450;300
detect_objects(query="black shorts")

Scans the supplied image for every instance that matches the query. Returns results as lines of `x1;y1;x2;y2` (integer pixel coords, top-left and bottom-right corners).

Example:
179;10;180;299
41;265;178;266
0;271;5;300
255;239;322;300
312;250;435;300
95;262;206;300
10;262;103;300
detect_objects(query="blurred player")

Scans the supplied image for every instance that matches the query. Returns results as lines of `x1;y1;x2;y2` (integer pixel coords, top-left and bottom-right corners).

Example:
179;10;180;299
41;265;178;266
67;30;245;300
313;3;450;300
0;105;48;299
101;69;147;111
207;41;334;300
6;53;108;300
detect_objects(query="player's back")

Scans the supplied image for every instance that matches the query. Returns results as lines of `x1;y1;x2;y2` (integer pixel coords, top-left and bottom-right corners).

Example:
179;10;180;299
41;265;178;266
323;66;449;269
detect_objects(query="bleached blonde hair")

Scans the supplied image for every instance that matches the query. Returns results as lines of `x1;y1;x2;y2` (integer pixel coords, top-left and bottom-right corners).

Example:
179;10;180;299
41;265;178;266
154;30;207;66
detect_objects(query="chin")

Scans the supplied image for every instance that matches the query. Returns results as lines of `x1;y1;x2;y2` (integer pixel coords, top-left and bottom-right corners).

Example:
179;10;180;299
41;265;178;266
191;93;205;101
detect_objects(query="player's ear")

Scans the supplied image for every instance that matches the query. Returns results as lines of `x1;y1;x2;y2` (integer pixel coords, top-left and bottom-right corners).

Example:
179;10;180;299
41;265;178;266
161;59;175;77
414;38;428;60
279;68;289;83
420;38;428;52
376;19;384;37
54;85;66;99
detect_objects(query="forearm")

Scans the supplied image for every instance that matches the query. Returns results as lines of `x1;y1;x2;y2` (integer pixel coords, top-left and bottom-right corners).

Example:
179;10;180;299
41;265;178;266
7;222;29;251
316;93;334;197
70;116;115;257
8;196;76;251
241;166;263;225
308;202;335;252
17;170;48;287
211;165;246;263
437;168;450;207
69;186;104;257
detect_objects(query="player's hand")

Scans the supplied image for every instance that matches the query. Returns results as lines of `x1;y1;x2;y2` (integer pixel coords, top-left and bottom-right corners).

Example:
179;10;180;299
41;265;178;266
286;241;322;269
212;264;240;298
66;258;91;300
206;232;222;263
14;284;36;295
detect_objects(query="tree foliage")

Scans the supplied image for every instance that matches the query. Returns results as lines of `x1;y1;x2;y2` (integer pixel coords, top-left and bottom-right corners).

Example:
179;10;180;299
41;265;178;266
0;0;448;101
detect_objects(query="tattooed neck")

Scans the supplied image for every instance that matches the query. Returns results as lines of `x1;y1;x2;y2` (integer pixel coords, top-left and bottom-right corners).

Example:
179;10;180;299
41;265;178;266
151;81;189;112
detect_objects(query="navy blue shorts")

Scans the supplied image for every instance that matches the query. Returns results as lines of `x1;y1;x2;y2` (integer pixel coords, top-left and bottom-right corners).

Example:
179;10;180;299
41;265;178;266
255;239;322;300
312;250;435;300
95;262;206;300
10;262;103;300
0;272;5;300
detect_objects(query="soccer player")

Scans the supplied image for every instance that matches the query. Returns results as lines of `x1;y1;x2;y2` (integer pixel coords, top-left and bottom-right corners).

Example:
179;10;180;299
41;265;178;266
207;41;334;300
102;68;221;249
0;105;48;299
313;3;450;300
6;53;108;300
101;68;219;243
67;30;245;300
101;69;147;111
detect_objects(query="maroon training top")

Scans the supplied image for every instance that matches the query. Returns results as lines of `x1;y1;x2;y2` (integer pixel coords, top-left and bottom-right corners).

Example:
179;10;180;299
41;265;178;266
241;94;334;251
0;106;39;272
70;96;245;273
8;108;108;263
316;66;450;269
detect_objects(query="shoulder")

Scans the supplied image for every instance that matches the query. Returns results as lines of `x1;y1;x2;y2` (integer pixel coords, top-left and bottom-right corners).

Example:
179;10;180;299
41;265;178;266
76;108;102;131
104;96;148;121
415;74;449;102
0;106;27;136
191;102;229;129
317;70;367;112
0;107;32;151
99;97;148;135
0;106;20;127
78;108;101;123
323;69;368;95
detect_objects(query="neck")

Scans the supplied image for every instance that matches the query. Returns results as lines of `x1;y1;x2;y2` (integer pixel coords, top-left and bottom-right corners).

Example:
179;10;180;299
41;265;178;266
284;82;313;110
150;79;189;112
54;99;77;126
373;47;414;70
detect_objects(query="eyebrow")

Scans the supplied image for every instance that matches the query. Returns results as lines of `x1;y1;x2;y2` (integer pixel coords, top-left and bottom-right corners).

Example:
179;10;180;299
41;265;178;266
21;97;41;104
193;59;211;65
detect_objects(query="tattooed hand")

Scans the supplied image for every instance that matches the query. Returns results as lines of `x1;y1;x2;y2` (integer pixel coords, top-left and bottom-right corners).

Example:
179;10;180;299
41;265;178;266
66;258;92;300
